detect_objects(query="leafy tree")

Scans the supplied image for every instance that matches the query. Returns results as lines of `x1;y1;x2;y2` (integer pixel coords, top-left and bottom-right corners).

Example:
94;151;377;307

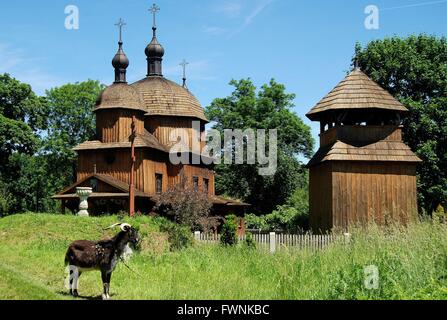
354;35;447;212
1;153;51;213
0;74;46;167
0;76;104;214
206;79;314;213
0;74;49;214
44;80;104;192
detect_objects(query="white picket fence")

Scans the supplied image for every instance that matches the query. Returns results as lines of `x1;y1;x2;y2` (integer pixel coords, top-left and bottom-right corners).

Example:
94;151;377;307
193;231;350;253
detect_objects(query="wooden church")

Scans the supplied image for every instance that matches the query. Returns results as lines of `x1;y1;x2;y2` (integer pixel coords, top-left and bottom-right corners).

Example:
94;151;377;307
53;10;248;215
306;66;421;231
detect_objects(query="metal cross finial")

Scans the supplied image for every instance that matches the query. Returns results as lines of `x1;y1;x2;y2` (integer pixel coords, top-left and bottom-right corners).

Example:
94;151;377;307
149;3;160;28
179;59;189;87
115;18;126;43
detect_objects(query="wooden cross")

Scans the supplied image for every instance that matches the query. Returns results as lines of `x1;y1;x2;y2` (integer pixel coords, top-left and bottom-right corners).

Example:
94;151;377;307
180;59;189;87
114;18;126;42
149;3;160;28
129;116;136;217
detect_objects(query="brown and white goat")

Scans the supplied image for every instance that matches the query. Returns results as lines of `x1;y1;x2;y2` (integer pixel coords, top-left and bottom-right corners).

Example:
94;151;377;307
65;223;140;299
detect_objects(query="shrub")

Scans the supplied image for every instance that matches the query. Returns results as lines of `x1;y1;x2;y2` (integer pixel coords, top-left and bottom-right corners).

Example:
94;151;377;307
196;216;222;233
245;213;268;231
0;194;8;217
159;221;193;251
0;181;10;217
154;175;212;230
244;232;256;249
220;214;238;246
245;187;309;233
433;204;446;223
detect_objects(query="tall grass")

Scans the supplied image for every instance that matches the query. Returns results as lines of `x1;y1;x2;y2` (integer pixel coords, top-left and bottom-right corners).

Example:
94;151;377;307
0;213;446;299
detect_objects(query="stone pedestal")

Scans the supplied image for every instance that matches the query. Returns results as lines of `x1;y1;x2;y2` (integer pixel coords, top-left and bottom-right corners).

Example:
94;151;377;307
76;187;92;217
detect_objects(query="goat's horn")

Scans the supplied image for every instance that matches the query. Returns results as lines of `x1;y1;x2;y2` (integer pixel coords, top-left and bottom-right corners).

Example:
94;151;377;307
120;223;132;232
104;222;122;230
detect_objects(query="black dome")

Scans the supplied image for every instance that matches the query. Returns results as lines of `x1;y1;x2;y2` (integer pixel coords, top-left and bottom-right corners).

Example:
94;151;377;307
112;42;129;69
145;35;165;58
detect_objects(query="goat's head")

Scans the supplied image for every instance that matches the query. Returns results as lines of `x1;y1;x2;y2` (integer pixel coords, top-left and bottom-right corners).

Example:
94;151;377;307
105;222;140;247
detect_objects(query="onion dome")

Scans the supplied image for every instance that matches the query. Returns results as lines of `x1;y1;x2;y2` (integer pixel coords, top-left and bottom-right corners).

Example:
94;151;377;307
145;26;165;76
145;28;165;58
112;41;129;83
112;18;129;83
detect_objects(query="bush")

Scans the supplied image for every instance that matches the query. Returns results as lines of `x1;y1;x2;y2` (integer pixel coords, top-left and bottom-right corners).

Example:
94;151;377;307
0;194;8;217
0;181;10;217
154;175;212;230
244;232;256;249
159;221;193;251
220;214;238;246
433;204;446;223
245;187;309;233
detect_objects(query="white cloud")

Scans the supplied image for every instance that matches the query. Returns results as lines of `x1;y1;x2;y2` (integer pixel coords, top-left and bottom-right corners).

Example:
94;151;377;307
0;43;63;95
244;0;274;25
211;0;275;38
216;0;243;18
382;0;447;11
203;26;227;36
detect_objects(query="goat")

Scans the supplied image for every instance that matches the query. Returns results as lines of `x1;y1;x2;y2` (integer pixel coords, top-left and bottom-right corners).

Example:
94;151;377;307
64;222;140;299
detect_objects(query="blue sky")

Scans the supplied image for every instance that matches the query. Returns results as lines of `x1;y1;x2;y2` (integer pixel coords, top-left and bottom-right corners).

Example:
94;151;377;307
1;0;446;145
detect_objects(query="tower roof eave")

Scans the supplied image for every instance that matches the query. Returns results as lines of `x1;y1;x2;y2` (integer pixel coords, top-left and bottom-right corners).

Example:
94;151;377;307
306;69;408;121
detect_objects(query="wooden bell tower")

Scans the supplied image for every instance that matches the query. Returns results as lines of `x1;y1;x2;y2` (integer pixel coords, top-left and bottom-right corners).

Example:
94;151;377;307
306;67;422;232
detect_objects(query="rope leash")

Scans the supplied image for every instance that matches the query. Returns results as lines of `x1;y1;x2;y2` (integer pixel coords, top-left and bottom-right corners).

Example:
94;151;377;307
120;256;144;278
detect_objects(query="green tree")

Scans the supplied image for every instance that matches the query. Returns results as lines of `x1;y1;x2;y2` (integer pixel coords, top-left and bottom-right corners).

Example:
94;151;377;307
206;79;314;213
0;74;46;167
354;35;447;212
44;80;104;192
0;74;49;214
2;153;51;213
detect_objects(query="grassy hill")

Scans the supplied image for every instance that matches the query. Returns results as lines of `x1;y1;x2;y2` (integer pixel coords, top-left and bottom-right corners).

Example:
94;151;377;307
0;213;447;300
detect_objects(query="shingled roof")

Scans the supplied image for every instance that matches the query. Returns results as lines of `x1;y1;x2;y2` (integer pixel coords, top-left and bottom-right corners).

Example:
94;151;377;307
306;69;408;121
95;83;145;112
131;76;209;122
307;140;422;167
73;130;168;152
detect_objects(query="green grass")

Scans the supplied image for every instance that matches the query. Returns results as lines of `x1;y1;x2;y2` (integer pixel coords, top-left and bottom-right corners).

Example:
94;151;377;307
0;213;447;300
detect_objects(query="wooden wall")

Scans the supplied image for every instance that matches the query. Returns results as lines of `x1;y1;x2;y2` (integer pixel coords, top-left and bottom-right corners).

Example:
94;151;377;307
146;116;206;150
310;161;419;232
320;125;402;147
309;162;333;232
96;109;145;143
77;149;215;196
142;150;168;194
182;164;215;195
78;149;142;189
331;161;418;228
